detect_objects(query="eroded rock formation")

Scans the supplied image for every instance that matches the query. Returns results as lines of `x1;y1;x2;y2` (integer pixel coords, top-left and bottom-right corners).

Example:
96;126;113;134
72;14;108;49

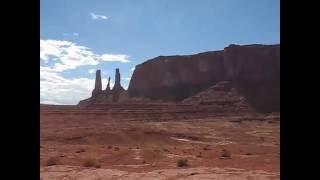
182;81;253;112
79;44;279;112
92;70;102;97
128;51;225;101
111;68;125;102
223;44;280;112
128;44;280;112
106;77;111;91
78;68;126;106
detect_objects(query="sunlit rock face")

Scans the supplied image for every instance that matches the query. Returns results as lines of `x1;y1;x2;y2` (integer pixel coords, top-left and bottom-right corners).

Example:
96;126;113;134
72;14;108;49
128;44;280;112
128;51;225;101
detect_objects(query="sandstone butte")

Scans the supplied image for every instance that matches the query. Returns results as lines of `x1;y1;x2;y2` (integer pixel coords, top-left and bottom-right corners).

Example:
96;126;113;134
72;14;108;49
79;43;280;113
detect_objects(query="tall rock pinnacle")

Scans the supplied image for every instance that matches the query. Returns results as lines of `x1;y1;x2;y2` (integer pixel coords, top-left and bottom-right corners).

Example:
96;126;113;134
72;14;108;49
106;76;111;91
112;68;125;102
78;68;127;105
115;68;121;87
92;69;102;97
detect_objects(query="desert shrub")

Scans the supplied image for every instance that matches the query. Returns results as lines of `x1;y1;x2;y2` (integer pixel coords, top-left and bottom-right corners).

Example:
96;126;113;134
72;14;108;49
196;152;202;158
114;147;120;151
177;159;189;167
203;145;211;150
46;157;58;166
76;148;86;153
221;149;231;159
83;159;100;168
163;148;169;152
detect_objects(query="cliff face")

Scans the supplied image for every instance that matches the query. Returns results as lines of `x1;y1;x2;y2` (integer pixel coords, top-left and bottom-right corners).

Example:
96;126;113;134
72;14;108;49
128;44;280;112
223;44;280;112
128;51;225;101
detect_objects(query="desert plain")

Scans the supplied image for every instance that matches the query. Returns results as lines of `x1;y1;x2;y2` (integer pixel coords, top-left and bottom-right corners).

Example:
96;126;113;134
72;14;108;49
40;104;279;180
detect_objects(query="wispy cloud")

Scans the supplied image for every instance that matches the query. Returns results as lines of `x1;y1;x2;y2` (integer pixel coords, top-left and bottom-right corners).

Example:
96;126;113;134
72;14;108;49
63;32;80;37
40;39;130;72
88;69;95;74
131;67;135;71
101;54;130;63
90;13;108;20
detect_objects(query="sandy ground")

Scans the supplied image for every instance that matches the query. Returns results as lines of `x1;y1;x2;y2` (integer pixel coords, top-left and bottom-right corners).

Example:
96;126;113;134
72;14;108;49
40;104;279;180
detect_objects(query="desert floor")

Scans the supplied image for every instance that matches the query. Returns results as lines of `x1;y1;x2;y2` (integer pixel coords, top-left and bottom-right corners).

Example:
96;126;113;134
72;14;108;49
40;105;279;180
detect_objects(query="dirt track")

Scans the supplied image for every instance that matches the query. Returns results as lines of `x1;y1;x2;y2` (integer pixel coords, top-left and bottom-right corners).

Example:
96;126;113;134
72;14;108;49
40;104;280;179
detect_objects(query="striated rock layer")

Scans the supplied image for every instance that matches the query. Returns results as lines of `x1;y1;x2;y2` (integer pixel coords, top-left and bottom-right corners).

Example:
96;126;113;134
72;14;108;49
223;44;280;112
129;51;225;101
128;44;280;112
182;81;253;113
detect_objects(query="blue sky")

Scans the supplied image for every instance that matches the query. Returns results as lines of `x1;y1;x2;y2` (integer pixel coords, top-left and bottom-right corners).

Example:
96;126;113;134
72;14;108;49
40;0;280;104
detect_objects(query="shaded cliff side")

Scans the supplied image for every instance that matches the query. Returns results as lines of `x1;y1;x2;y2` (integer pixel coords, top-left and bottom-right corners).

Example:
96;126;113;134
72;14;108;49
128;44;280;112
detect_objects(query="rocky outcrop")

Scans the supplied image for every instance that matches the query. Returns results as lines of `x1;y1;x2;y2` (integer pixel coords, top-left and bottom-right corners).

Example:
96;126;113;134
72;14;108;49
111;68;125;102
182;81;253;112
105;77;111;91
223;44;280;112
91;70;102;97
128;44;280;112
78;68;126;106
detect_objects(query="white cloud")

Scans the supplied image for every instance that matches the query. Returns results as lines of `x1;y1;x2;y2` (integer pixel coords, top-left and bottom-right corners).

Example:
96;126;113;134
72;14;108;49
73;32;79;36
101;54;130;63
88;69;95;74
40;39;130;72
90;13;108;20
131;67;135;71
40;67;114;105
123;84;128;90
123;77;131;81
40;39;126;105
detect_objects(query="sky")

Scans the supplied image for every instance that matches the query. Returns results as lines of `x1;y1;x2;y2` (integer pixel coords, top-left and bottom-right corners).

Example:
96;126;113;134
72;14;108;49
40;0;280;105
